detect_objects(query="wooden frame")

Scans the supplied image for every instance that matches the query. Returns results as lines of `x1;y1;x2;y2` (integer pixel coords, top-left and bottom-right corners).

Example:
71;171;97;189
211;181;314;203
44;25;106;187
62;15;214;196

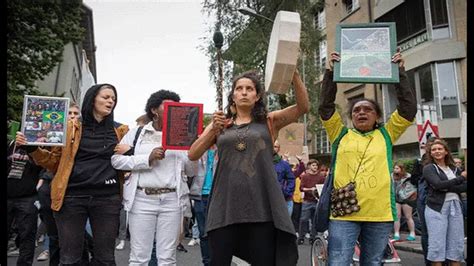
334;22;399;83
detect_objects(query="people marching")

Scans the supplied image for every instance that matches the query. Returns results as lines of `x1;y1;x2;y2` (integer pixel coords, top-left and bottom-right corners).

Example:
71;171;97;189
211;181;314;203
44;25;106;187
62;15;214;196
7;50;467;266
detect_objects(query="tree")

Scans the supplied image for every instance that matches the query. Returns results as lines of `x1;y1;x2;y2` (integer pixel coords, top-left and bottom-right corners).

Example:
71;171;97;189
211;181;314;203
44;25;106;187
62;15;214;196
201;0;325;142
7;1;84;121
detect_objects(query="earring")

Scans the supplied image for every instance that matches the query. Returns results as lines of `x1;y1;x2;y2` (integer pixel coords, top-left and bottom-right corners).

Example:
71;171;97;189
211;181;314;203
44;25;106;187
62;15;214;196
230;103;236;115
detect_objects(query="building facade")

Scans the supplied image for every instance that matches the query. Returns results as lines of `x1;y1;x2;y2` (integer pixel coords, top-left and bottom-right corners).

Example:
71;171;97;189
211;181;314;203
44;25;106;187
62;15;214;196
311;0;466;161
35;4;97;105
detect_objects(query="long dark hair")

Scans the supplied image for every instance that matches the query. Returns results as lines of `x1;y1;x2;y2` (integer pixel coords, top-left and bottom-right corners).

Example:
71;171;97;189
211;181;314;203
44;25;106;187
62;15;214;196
225;70;267;123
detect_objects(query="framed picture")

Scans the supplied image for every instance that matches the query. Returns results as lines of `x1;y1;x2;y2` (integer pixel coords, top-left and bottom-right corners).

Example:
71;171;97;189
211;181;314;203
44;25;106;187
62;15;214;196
21;95;69;146
334;22;399;83
162;102;203;150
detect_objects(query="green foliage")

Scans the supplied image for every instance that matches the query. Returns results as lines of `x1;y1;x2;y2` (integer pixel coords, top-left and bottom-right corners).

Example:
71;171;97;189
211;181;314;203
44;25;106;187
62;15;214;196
7;0;85;121
394;158;417;174
201;0;325;127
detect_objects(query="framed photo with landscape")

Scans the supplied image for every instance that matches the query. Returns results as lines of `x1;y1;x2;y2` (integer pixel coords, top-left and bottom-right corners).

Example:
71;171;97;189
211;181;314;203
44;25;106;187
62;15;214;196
161;102;203;150
334;22;399;83
21;95;69;146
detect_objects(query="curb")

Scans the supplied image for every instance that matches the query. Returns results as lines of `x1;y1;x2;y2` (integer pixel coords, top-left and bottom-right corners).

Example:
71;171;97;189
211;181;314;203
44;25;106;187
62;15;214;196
394;244;424;254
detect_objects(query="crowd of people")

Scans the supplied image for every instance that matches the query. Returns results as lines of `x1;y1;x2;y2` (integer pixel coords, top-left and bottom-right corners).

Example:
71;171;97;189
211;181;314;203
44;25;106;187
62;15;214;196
7;50;467;266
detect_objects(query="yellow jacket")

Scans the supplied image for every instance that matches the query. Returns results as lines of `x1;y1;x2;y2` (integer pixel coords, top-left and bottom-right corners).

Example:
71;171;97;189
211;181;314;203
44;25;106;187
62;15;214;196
30;120;129;211
293;177;303;203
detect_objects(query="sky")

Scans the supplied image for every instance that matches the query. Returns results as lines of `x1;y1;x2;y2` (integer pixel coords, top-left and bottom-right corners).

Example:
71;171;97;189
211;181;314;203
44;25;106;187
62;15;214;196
83;0;219;127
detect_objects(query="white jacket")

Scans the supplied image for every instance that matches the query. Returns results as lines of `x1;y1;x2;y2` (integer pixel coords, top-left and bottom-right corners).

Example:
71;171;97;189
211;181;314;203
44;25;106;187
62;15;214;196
111;122;196;214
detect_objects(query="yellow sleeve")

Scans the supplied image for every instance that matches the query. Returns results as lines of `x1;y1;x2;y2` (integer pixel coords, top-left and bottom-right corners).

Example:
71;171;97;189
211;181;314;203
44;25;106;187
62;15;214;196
384;109;414;143
321;111;344;144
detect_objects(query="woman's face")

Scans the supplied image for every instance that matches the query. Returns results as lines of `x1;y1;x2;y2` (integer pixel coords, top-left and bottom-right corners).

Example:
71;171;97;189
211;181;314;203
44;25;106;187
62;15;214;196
93;88;116;119
68;106;80;121
232;78;260;109
430;143;448;162
351;101;379;132
393;165;401;174
152;99;176;122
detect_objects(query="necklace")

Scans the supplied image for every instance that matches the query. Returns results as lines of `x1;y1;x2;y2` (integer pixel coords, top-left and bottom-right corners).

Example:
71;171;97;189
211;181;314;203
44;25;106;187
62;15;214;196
234;123;251;152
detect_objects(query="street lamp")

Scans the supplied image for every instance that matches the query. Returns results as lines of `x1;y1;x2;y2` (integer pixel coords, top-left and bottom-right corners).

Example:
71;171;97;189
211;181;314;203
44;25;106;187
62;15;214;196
238;7;308;147
213;27;224;111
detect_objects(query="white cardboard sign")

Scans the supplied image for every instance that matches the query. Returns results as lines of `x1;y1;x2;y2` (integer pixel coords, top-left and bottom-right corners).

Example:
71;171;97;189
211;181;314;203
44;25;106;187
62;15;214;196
264;11;301;94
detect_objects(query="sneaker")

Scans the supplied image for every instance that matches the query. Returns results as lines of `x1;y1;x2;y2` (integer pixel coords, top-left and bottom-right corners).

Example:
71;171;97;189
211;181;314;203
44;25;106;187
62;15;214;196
406;235;416;241
115;240;125;250
37;250;50;261
392;235;400;241
7;248;19;257
187;238;200;246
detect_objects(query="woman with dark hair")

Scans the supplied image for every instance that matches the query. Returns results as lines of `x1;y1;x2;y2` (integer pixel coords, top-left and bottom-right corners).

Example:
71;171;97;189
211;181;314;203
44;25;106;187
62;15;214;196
423;138;466;265
318;51;417;265
111;89;195;265
188;70;309;265
16;84;129;265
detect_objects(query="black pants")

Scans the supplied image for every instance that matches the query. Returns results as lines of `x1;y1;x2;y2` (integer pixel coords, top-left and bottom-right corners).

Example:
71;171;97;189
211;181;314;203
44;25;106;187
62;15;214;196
7;195;38;266
53;194;121;265
208;222;276;266
291;202;302;233
38;182;60;266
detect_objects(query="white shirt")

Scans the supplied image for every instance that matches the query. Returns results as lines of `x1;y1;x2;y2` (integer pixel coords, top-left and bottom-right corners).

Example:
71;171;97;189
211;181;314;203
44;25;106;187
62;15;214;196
440;166;461;202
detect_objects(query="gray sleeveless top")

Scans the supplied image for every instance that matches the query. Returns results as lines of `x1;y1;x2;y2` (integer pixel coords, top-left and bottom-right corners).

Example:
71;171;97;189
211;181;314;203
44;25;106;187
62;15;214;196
206;121;298;265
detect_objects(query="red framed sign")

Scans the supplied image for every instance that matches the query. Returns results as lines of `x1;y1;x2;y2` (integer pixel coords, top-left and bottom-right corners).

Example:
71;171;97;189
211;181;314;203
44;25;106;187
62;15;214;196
162;102;203;150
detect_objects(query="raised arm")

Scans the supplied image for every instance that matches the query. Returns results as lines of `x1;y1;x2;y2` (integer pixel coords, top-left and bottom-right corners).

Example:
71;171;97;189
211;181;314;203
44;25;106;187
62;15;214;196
270;69;309;132
188;111;226;161
318;52;340;121
392;51;417;121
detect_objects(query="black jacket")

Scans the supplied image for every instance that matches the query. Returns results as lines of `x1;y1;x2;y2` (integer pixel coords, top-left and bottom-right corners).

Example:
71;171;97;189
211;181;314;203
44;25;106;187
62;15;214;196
423;163;466;212
7;142;43;198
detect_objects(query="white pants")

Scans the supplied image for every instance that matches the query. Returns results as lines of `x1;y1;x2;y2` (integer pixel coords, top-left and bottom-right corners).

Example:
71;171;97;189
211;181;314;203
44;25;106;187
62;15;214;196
128;189;181;266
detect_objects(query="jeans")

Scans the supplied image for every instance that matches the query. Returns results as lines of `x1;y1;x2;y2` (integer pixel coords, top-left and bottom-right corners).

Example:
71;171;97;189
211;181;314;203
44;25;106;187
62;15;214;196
128;190;181;265
298;201;317;241
7;195;39;266
38;182;60;266
194;196;210;266
328;220;393;265
53;194;121;265
286;200;294;215
417;180;430;265
118;205;128;241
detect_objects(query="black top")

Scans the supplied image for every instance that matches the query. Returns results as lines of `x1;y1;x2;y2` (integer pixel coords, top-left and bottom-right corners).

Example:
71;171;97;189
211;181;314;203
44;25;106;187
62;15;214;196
207;121;298;265
67;83;120;196
7;142;43;198
423;163;466;212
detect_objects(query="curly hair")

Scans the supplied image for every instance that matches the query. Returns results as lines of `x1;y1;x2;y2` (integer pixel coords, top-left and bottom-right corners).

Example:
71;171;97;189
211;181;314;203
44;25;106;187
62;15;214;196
225;70;268;123
346;98;383;129
145;90;180;121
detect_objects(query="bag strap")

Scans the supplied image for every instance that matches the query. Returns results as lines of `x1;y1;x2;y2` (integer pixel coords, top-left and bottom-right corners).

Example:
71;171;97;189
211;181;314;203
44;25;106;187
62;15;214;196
133;126;144;148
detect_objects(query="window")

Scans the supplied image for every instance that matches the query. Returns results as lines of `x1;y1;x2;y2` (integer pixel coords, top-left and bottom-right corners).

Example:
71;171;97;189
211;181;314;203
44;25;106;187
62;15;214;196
376;0;426;42
343;0;359;14
319;40;327;70
382;61;460;122
430;0;450;39
317;10;326;30
435;62;459;118
316;129;330;154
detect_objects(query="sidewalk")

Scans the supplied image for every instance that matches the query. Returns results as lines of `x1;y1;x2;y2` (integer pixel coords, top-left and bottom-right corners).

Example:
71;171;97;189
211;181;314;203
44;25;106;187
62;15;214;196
392;232;423;254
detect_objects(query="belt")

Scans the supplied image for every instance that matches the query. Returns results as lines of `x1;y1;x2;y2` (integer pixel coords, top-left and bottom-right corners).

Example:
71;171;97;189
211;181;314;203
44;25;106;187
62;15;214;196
137;186;176;195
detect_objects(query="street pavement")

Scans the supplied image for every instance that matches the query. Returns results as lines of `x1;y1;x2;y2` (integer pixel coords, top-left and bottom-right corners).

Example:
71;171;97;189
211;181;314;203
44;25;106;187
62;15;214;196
7;236;433;266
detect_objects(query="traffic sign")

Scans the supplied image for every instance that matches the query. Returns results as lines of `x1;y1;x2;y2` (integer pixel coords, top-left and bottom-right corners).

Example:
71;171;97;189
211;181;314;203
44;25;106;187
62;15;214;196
418;120;439;145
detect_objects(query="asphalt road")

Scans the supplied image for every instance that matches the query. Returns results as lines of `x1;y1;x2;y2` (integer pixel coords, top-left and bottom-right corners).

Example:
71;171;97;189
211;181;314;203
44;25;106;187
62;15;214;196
8;238;429;266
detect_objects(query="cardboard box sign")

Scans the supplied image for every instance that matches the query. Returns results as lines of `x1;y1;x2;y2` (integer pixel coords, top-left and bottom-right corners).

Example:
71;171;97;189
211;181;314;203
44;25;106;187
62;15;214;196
264;11;301;94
